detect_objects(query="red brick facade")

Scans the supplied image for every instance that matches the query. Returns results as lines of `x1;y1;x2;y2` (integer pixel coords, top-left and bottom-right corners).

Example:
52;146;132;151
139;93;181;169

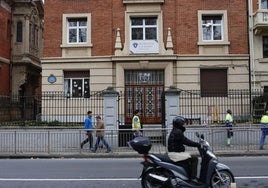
0;4;11;94
44;0;248;57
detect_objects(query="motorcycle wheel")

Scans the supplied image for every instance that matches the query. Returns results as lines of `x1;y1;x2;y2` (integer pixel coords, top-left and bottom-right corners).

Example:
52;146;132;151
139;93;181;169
210;170;234;188
141;168;172;188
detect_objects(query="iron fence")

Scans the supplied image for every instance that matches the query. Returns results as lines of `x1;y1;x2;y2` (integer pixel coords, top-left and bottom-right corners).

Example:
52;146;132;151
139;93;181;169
0;91;104;124
41;91;104;123
0;89;267;125
0;94;41;122
0;126;264;156
179;89;266;125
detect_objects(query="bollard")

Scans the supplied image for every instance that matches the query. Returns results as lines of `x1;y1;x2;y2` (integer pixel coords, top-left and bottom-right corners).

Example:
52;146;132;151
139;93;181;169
231;183;237;188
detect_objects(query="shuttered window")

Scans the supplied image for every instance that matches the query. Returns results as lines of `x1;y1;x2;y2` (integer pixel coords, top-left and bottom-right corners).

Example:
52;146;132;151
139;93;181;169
200;69;227;97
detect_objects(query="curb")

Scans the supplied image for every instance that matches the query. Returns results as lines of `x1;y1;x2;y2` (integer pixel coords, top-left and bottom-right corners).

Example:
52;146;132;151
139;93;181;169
0;150;267;159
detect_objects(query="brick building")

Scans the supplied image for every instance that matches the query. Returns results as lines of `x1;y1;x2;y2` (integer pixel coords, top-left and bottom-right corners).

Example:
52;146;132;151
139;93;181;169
42;0;250;124
250;0;268;91
0;0;43;96
0;0;11;94
0;0;43;121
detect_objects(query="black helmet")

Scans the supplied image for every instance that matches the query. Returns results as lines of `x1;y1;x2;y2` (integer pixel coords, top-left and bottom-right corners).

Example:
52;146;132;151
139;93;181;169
172;116;186;128
227;109;232;114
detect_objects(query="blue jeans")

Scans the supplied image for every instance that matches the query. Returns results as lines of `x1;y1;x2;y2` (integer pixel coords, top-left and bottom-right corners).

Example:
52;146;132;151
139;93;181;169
260;130;268;149
93;137;111;152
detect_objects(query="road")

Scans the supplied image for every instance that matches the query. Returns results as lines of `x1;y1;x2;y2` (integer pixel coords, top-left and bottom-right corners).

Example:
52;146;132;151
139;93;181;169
0;156;267;188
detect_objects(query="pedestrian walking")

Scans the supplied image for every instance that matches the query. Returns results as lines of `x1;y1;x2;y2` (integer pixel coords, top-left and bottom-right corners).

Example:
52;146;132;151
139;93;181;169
132;110;142;137
91;115;111;153
80;110;93;149
225;109;234;146
259;110;268;150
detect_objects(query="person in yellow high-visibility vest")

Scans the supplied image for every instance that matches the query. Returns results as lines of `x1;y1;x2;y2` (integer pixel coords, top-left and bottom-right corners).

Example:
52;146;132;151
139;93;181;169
259;111;268;150
225;109;234;146
132;110;142;137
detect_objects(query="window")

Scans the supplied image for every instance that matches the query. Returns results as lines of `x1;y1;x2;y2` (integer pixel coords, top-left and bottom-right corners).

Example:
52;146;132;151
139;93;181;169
200;69;227;97
263;36;268;58
131;17;157;40
197;11;229;54
61;14;92;57
30;23;38;47
7;19;11;39
16;21;23;42
202;15;223;41
64;71;90;98
198;10;229;45
261;0;268;9
67;18;87;44
129;17;159;54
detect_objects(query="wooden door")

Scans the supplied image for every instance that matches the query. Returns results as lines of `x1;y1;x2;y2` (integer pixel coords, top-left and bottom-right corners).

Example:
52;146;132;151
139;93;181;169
125;70;164;124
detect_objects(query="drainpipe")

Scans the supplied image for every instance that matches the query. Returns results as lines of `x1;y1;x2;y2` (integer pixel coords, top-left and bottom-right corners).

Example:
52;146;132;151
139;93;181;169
248;0;254;116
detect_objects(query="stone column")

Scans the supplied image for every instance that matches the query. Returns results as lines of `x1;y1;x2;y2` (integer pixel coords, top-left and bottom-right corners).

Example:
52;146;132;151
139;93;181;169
103;87;119;147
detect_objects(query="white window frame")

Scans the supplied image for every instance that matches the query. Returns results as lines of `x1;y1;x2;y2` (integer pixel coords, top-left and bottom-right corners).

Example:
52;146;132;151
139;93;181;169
67;18;87;44
128;16;159;54
201;15;223;41
198;10;229;45
130;17;158;41
64;78;90;98
61;13;92;47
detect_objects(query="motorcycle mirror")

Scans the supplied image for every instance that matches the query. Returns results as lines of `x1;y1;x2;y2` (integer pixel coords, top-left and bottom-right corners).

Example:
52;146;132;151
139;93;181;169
195;132;200;137
201;134;204;139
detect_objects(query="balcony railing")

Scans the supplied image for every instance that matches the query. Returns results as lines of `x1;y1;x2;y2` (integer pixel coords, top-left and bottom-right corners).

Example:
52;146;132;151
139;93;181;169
253;10;268;30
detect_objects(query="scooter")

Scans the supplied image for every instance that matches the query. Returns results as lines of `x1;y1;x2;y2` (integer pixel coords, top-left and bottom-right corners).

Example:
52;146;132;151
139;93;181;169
129;133;235;188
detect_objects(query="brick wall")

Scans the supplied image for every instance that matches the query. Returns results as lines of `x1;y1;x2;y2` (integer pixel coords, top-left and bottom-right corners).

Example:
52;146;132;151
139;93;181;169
0;5;11;94
43;0;248;57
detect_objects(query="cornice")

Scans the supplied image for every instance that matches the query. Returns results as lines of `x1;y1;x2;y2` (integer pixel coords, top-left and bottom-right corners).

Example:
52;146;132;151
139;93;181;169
41;54;249;63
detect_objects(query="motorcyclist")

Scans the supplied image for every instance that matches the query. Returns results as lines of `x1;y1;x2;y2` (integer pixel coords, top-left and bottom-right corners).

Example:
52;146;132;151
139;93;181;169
168;116;201;180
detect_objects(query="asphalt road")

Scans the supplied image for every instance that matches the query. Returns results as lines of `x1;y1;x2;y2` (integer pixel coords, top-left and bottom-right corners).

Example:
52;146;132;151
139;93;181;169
0;157;268;188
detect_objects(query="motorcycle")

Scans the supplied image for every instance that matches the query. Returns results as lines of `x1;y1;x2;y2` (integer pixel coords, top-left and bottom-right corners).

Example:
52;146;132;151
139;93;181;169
128;133;235;188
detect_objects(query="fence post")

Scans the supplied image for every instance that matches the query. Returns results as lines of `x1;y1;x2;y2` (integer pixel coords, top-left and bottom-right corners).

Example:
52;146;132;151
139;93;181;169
247;127;250;152
48;131;50;154
103;87;119;147
14;131;17;155
165;86;181;145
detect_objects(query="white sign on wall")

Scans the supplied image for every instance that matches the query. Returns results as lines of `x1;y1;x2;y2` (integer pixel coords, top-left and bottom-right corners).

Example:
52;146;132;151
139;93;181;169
130;40;159;54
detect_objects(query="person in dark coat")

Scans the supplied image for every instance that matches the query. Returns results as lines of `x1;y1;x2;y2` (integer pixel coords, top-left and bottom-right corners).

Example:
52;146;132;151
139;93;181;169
168;116;201;180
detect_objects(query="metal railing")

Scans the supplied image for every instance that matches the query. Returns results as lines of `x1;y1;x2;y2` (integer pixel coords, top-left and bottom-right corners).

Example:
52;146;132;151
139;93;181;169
0;89;266;125
179;89;266;124
0;126;264;156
